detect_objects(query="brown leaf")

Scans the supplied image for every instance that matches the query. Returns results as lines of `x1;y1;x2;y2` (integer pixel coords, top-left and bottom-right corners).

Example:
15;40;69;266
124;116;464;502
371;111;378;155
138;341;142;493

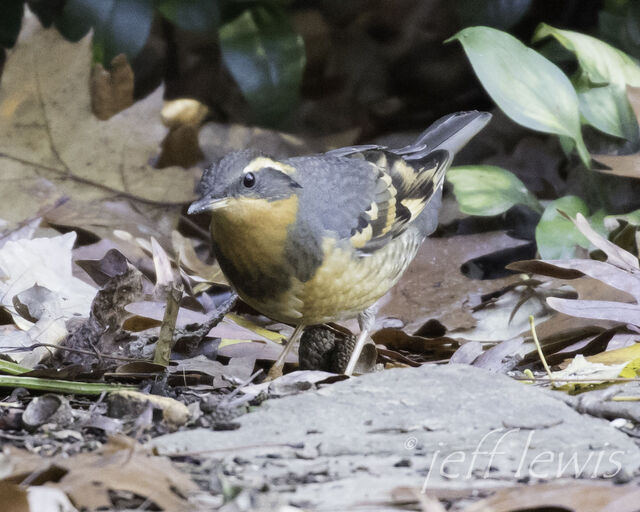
463;481;640;512
4;437;197;510
0;481;29;512
0;22;199;226
507;259;584;279
512;258;640;302
547;297;640;326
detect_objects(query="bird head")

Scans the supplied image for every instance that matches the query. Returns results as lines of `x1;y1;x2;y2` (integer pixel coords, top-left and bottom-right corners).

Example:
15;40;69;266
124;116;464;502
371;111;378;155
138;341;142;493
188;150;302;215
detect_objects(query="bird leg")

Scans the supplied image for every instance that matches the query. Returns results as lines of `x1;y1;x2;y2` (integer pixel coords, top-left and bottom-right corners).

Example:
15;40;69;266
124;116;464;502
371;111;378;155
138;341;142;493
344;304;378;376
267;323;306;380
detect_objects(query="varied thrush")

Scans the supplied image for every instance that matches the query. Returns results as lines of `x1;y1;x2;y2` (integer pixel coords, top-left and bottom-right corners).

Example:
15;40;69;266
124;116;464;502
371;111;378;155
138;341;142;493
189;111;491;376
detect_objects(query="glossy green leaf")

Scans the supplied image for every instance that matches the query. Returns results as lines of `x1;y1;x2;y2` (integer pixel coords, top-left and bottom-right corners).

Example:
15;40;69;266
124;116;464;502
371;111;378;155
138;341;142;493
576;82;639;141
55;0;107;42
0;0;24;49
535;196;590;259
93;0;154;64
157;0;219;33
456;0;532;30
534;23;640;143
447;27;590;167
56;0;153;64
219;5;306;125
533;23;640;87
447;165;542;216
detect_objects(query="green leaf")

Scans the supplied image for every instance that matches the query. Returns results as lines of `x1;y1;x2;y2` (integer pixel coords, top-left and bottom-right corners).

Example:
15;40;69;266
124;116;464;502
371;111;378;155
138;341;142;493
93;0;154;64
27;0;66;28
157;0;219;33
447;165;542;216
55;0;108;42
456;0;532;30
447;27;590;167
0;0;24;49
535;196;590;259
576;81;639;141
533;23;640;87
219;5;306;125
534;23;640;143
605;209;640;227
56;0;153;64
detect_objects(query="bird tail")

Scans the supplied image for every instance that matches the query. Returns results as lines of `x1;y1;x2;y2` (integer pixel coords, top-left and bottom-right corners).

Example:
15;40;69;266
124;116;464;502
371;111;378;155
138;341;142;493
395;111;492;161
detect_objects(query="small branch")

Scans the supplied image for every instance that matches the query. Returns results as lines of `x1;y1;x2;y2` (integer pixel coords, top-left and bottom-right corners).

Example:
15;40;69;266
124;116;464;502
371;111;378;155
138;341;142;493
0;342;145;363
153;283;183;366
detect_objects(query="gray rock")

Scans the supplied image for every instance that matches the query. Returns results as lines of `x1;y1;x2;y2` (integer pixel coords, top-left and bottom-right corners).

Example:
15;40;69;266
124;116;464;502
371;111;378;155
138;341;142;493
150;364;640;510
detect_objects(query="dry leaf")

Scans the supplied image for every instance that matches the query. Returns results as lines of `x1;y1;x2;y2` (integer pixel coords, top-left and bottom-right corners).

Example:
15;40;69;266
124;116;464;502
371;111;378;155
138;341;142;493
463;481;640;512
0;233;96;328
551;354;628;385
4;437;197;510
0;20;198;226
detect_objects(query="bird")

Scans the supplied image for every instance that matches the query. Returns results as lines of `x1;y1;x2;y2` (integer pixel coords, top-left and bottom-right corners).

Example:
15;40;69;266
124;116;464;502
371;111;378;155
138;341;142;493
188;111;491;377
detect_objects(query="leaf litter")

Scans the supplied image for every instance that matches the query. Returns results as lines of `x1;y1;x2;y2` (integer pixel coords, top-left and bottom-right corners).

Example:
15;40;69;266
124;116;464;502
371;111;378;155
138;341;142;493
2;12;640;512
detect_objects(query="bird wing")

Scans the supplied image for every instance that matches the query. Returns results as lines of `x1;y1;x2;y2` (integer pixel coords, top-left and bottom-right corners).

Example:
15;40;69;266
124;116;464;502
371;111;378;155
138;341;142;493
346;148;450;253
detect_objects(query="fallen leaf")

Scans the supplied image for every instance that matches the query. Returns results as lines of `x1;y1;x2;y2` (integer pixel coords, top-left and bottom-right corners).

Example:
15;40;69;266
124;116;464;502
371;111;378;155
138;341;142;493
546;297;640;326
26;486;77;512
551;354;628;386
587;342;640;365
0;232;96;328
0;481;29;512
4;437;197;510
463;481;640;512
171;355;256;386
0;19;197;231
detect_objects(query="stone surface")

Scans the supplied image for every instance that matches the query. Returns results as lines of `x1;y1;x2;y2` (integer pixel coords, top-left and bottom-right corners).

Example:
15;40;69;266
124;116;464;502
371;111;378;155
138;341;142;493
150;365;640;510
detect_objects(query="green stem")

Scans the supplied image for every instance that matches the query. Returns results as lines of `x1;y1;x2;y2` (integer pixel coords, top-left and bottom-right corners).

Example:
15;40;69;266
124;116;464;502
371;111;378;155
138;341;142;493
0;375;137;395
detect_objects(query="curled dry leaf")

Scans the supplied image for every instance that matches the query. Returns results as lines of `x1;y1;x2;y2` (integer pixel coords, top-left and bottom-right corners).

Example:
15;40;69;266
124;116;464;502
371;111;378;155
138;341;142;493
4;437;197;511
510;215;640;327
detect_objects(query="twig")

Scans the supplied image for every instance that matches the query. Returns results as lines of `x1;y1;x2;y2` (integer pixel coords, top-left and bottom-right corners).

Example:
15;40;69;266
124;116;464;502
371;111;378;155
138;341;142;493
153;283;183;366
0;343;144;363
529;315;552;380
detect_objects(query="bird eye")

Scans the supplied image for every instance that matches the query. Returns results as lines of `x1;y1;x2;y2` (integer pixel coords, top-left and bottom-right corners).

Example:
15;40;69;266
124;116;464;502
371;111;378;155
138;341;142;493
243;172;256;188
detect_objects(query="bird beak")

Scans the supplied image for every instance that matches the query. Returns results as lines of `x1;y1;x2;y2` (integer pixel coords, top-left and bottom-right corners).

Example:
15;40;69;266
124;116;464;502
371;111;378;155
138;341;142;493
187;196;230;214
